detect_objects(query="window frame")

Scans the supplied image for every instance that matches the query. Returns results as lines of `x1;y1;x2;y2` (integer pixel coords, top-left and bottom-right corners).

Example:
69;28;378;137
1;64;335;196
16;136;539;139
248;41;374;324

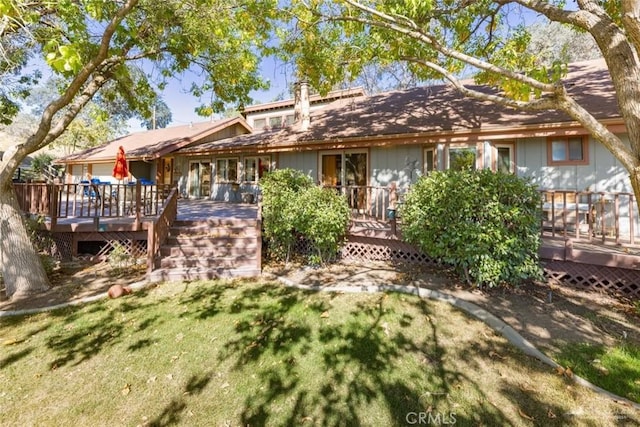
423;147;437;174
215;157;239;182
243;156;271;183
546;135;589;166
494;142;515;174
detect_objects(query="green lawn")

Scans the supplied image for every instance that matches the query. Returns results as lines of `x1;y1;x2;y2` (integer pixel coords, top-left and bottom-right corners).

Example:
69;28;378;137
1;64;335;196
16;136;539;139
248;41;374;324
0;279;637;426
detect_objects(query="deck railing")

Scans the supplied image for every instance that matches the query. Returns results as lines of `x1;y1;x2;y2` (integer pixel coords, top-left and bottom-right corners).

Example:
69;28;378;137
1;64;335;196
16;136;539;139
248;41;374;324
147;188;178;272
13;182;172;221
324;185;640;246
539;189;639;245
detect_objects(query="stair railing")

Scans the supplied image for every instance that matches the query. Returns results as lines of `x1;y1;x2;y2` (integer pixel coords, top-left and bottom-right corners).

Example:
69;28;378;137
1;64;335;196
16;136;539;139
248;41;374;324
147;188;178;273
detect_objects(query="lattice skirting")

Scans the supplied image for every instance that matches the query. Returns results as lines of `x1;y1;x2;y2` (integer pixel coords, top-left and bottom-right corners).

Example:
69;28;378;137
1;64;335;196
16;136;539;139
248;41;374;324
81;231;147;260
543;260;640;299
341;236;437;265
50;232;74;261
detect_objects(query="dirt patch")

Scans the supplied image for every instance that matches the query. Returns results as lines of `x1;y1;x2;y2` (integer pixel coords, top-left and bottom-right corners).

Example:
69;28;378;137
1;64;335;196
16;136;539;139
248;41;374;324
0;260;147;312
265;260;640;355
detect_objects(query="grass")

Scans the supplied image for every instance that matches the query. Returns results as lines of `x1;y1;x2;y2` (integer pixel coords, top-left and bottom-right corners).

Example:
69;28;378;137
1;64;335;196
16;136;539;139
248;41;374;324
0;279;638;426
555;342;640;403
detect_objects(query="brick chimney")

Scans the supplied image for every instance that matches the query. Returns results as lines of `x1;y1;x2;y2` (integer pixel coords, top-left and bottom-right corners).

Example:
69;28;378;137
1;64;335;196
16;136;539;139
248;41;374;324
294;81;310;131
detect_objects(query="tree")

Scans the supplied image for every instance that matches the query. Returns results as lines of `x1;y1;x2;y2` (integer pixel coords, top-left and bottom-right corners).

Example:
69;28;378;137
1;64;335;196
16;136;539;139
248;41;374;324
140;99;172;130
0;0;276;298
284;0;640;213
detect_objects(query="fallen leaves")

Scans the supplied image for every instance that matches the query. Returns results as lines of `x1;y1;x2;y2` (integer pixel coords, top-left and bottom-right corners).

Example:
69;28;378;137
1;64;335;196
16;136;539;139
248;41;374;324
555;366;574;378
121;383;131;396
517;407;534;421
320;311;330;318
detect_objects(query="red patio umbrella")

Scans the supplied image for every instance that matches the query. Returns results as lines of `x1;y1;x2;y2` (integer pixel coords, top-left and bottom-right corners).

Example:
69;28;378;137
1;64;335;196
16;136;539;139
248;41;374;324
112;145;129;181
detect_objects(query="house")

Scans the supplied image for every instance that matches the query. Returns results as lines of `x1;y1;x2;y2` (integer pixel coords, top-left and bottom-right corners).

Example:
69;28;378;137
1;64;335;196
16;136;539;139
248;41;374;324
58;59;633;233
56;116;252;194
170;59;634;234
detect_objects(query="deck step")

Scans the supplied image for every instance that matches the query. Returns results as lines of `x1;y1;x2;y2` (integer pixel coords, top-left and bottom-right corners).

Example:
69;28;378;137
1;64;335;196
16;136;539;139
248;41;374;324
160;244;258;257
148;215;261;282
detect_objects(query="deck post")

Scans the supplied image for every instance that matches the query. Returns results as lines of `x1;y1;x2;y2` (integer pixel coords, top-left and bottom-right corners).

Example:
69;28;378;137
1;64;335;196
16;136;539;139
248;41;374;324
135;180;142;230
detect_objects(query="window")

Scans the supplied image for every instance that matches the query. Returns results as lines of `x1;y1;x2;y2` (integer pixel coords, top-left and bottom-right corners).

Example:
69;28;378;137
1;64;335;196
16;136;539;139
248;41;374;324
253;118;266;130
448;147;476;171
269;116;282;129
547;136;588;165
424;147;436;173
495;144;515;174
244;156;271;182
216;158;238;182
284;115;295;126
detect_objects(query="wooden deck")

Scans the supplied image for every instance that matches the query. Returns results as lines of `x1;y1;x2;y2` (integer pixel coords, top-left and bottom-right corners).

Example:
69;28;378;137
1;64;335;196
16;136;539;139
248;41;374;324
17;182;640;297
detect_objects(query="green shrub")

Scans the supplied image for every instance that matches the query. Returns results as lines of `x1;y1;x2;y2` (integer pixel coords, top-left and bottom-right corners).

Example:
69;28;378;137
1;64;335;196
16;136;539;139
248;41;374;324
400;169;543;287
260;169;314;261
260;169;350;264
294;186;350;264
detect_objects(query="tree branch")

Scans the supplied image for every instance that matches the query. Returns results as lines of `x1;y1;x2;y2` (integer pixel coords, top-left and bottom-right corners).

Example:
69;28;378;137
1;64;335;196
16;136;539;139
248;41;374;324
340;0;558;93
622;0;640;55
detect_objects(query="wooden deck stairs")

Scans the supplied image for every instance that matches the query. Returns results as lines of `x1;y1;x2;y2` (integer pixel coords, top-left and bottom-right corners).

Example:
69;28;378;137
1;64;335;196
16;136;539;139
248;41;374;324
148;218;261;282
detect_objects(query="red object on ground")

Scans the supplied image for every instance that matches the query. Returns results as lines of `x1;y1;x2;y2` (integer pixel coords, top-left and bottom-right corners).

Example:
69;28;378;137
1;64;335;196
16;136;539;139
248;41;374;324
112;146;128;180
108;285;132;299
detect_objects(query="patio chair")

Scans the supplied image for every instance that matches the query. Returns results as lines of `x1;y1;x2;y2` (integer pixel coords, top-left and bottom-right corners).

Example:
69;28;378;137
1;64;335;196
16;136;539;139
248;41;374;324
81;180;101;200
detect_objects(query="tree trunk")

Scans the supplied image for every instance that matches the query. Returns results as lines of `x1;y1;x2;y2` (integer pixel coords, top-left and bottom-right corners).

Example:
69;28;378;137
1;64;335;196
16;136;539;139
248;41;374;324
0;184;50;299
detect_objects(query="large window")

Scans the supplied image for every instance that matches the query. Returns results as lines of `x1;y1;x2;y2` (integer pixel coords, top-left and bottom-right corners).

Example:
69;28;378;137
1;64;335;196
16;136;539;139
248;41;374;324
216;158;238;182
547;136;588;165
244;156;271;182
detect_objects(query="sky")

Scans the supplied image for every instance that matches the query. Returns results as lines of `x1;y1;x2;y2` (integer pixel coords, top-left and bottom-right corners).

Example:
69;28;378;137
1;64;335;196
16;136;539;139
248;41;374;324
136;56;294;132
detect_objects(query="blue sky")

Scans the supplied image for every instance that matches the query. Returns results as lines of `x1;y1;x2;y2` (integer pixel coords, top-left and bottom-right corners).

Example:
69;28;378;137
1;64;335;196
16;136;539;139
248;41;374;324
146;56;293;131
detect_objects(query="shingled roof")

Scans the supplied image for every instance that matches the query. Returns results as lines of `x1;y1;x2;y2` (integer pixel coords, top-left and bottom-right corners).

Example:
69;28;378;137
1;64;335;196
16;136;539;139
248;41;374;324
57;116;251;164
178;58;621;155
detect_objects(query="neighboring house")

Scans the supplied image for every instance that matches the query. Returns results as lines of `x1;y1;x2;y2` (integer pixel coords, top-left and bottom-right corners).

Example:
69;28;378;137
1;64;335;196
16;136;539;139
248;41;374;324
56;116;252;195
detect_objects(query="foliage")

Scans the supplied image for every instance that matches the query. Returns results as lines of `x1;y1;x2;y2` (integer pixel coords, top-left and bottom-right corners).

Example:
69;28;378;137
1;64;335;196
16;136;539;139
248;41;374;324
260;168;314;260
260;168;350;264
29;152;54;176
449;149;476;171
400;169;543;287
107;242;133;273
293;186;351;264
140;99;172;130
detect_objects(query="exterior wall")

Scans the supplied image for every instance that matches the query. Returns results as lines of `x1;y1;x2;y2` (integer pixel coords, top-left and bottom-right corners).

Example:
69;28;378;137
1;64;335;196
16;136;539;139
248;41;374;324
515;135;631;192
278;151;318;181
370;145;423;190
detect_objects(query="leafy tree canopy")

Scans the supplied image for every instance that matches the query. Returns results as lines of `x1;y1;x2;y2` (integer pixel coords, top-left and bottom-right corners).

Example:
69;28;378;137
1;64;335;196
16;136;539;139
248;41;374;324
281;0;640;211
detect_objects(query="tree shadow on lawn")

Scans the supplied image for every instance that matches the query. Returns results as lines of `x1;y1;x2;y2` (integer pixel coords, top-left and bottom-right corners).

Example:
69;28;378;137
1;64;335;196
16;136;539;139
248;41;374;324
42;289;164;369
208;284;512;425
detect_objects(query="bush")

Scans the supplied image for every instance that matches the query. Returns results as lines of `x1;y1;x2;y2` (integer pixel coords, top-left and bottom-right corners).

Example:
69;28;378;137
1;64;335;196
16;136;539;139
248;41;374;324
294;186;351;264
260;168;350;264
260;169;314;260
400;169;543;287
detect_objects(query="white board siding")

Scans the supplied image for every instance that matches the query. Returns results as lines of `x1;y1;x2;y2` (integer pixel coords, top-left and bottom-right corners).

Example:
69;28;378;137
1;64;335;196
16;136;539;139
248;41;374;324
516;136;632;193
